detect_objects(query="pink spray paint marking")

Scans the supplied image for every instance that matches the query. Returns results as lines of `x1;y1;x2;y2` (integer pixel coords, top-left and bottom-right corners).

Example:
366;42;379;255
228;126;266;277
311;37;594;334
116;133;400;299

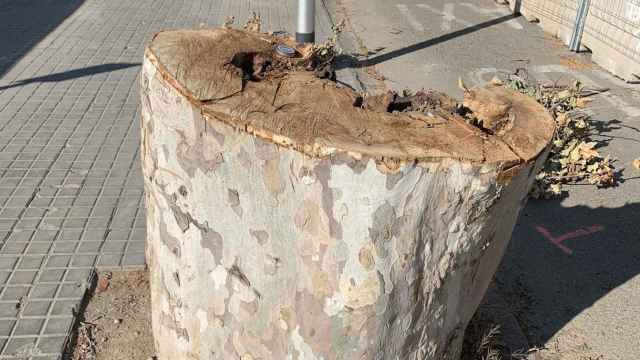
535;224;604;255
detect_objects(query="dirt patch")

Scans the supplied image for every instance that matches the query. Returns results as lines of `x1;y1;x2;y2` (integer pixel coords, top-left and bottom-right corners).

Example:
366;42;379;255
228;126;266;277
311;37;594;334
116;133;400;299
462;283;536;360
559;55;594;71
68;271;155;360
462;310;507;360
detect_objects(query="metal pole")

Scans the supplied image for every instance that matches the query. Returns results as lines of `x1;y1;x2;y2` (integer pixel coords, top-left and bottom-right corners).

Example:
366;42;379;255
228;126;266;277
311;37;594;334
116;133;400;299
296;0;315;43
512;0;522;15
569;0;591;52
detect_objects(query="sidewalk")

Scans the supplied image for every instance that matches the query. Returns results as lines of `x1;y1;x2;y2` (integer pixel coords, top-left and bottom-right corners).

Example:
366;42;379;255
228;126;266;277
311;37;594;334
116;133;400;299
0;1;333;358
331;0;640;358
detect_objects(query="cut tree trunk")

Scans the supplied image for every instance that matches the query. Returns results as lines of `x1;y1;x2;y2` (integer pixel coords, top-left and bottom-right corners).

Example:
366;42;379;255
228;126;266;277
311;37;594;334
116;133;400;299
140;28;554;360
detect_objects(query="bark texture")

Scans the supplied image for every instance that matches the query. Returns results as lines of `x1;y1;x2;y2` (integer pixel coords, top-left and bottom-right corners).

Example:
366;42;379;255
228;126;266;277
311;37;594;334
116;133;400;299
140;28;555;360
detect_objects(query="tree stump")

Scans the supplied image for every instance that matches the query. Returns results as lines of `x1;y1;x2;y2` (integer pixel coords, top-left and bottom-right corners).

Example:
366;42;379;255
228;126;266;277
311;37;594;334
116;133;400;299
140;28;554;360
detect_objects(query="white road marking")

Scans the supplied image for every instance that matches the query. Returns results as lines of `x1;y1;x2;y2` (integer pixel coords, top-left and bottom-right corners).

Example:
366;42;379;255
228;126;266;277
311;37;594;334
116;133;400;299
396;4;424;32
468;67;501;86
442;3;456;32
459;2;523;30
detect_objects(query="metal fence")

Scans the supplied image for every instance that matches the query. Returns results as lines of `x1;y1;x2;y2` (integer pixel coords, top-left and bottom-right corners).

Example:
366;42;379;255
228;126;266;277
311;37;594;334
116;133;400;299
512;0;640;81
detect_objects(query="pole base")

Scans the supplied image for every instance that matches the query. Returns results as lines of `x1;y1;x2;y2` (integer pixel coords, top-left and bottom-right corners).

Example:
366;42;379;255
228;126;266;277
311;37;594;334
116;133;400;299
295;32;315;43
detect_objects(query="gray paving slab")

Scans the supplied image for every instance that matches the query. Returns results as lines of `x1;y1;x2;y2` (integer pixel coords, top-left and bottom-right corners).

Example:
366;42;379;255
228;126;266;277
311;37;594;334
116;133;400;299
0;0;334;358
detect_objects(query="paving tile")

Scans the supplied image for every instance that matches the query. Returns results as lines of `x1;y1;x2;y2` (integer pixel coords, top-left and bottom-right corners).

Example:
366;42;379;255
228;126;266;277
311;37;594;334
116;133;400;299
0;0;334;357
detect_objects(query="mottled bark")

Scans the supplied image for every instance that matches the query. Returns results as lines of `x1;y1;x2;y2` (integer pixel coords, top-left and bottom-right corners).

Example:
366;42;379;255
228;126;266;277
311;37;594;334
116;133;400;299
140;29;554;360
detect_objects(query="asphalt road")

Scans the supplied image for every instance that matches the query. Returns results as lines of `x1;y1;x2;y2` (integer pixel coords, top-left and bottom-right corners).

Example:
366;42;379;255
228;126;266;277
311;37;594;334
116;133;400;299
329;0;640;358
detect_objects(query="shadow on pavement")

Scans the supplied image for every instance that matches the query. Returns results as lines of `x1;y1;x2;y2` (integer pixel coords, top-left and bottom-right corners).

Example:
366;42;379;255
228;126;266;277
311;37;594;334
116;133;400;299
495;198;640;345
0;63;140;90
0;0;85;78
593;118;640;146
336;13;521;69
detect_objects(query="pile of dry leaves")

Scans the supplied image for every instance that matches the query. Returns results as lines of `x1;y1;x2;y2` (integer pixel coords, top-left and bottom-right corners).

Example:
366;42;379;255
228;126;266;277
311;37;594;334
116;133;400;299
502;70;615;198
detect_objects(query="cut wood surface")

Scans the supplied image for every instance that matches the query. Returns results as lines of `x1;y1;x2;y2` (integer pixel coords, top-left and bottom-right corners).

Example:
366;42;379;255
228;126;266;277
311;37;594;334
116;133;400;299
140;28;554;360
147;28;553;165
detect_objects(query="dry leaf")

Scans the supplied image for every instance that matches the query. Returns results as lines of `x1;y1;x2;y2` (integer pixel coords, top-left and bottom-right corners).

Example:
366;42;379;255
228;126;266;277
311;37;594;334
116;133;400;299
490;76;503;86
550;183;562;195
526;15;540;23
458;77;470;93
97;278;110;292
223;16;235;29
578;142;599;160
575;97;592;107
244;12;261;33
557;89;572;100
633;158;640;170
502;70;616;198
555;113;568;127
